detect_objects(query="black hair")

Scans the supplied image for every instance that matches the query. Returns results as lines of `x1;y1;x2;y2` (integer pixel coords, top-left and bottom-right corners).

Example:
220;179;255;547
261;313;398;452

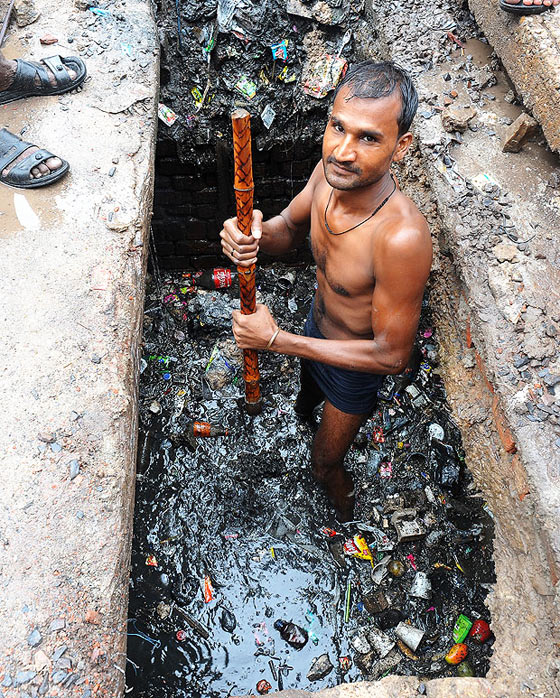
333;60;418;136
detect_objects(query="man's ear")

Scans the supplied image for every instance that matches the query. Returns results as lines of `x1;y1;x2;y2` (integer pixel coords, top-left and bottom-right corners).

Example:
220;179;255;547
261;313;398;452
392;132;413;163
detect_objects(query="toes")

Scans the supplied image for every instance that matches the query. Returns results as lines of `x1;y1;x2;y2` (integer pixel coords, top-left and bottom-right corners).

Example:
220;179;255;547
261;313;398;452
45;156;62;172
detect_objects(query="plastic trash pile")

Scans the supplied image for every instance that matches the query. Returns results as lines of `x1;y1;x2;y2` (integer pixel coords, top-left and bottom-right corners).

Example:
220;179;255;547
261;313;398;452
127;264;495;697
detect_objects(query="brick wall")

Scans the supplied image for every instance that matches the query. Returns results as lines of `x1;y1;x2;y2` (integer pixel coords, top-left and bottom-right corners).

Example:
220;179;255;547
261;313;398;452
151;134;321;270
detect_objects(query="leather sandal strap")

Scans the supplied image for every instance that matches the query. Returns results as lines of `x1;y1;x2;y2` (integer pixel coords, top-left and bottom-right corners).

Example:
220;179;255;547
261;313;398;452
7;148;55;184
42;55;73;88
0;129;34;171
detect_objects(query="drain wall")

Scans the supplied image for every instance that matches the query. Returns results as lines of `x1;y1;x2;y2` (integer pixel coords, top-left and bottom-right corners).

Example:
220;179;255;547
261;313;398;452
152;137;319;269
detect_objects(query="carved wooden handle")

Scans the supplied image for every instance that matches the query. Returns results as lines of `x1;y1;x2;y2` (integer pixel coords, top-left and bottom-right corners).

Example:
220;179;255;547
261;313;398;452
232;108;261;414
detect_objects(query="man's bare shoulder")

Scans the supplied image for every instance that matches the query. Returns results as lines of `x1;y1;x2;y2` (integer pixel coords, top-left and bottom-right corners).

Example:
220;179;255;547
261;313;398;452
377;192;430;249
374;191;432;272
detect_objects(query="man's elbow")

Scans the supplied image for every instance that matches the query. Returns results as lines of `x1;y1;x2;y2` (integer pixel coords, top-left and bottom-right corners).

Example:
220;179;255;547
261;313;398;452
377;351;409;375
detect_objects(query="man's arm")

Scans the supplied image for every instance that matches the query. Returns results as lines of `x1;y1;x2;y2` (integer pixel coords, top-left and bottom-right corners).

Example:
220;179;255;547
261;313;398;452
232;225;432;374
220;161;322;266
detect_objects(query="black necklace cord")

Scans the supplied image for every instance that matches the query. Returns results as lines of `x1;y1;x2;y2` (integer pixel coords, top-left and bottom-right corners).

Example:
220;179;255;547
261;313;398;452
324;173;397;236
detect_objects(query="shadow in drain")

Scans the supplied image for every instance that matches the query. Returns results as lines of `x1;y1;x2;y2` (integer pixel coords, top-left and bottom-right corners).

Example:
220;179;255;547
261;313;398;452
127;264;495;697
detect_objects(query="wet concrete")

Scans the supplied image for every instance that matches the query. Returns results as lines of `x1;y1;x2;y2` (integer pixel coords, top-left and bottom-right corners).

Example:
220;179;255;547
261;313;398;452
0;0;158;694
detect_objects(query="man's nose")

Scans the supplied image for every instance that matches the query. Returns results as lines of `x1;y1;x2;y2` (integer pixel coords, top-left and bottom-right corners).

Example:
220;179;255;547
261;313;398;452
334;135;356;162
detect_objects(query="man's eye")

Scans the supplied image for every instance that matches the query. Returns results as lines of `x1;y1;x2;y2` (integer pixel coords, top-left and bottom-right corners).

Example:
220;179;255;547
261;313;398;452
363;135;375;142
333;123;344;132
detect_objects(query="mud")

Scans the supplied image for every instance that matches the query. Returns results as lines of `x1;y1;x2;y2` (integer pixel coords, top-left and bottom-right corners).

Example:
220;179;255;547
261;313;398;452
127;265;495;696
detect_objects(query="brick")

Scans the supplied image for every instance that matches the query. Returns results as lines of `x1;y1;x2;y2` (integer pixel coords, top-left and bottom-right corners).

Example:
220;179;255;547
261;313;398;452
176;240;211;256
191;255;221;268
196;205;216;219
154;241;175;257
172;176;195;191
155;139;178;159
153;189;178;207
474;349;495;395
491;394;517;454
196;189;218;204
466;316;473;348
157;159;190;176
502;112;538;153
184;219;208;239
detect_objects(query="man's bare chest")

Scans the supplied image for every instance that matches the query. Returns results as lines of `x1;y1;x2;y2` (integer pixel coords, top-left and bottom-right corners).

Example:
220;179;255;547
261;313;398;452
310;203;376;298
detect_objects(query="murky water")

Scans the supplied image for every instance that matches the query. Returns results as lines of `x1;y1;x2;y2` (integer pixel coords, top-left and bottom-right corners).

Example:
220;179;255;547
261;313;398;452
127;264;495;696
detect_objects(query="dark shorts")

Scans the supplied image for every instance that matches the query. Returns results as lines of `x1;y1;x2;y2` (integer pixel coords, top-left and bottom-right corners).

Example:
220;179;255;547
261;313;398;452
302;303;384;415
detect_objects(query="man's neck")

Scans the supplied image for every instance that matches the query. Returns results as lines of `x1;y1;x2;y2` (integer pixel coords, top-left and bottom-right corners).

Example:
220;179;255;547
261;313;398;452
330;171;394;216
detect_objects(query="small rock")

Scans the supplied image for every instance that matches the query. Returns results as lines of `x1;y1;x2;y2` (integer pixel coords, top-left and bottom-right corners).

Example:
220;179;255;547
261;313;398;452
441;104;476;132
34;649;50;672
49;618;65;632
307;653;333;681
38;432;55;443
40;33;58;45
38;673;49;695
1;675;12;688
492;242;518;263
50;442;62;453
504;89;515;104
51;670;67;685
14;0;40;26
69;460;80;480
14;671;37;686
149;400;162;414
52;645;67;662
85;609;101;624
76;510;85;519
27;628;42;647
502;113;538;153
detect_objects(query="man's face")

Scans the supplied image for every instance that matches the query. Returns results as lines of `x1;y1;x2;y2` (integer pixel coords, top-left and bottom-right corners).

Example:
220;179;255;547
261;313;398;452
322;86;405;191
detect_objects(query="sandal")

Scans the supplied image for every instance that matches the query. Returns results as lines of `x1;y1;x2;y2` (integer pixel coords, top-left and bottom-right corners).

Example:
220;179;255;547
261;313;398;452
0;55;86;106
0;128;69;189
500;0;556;14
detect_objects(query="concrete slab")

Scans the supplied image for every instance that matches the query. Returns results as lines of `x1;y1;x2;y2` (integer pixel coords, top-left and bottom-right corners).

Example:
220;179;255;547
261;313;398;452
0;0;157;694
467;0;560;153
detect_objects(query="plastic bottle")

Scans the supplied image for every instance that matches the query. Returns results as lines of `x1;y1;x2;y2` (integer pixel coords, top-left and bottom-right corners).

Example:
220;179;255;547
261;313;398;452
273;619;308;649
171;421;229;450
183;268;236;290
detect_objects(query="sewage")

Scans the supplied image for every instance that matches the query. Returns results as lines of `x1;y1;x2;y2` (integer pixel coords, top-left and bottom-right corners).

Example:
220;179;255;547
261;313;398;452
126;264;495;696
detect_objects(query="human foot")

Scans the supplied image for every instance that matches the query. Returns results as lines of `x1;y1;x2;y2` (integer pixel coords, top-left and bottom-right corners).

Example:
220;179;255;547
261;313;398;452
0;129;68;188
312;465;355;522
500;0;559;14
0;55;86;105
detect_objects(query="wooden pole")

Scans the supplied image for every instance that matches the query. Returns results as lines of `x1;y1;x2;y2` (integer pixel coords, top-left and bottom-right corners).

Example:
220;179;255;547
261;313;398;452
231;108;262;415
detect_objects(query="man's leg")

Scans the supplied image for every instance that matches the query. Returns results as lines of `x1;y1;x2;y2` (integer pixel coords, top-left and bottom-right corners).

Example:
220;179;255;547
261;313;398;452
311;400;368;522
0;50;77;182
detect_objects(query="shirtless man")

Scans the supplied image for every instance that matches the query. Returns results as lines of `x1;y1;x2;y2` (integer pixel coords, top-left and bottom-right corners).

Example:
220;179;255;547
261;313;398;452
220;61;432;521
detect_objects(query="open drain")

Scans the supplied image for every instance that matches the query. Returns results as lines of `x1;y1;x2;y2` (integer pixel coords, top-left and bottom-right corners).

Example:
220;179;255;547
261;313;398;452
126;265;495;696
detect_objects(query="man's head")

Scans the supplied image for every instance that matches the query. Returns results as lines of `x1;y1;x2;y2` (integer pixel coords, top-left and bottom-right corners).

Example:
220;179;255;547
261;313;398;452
322;61;418;191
